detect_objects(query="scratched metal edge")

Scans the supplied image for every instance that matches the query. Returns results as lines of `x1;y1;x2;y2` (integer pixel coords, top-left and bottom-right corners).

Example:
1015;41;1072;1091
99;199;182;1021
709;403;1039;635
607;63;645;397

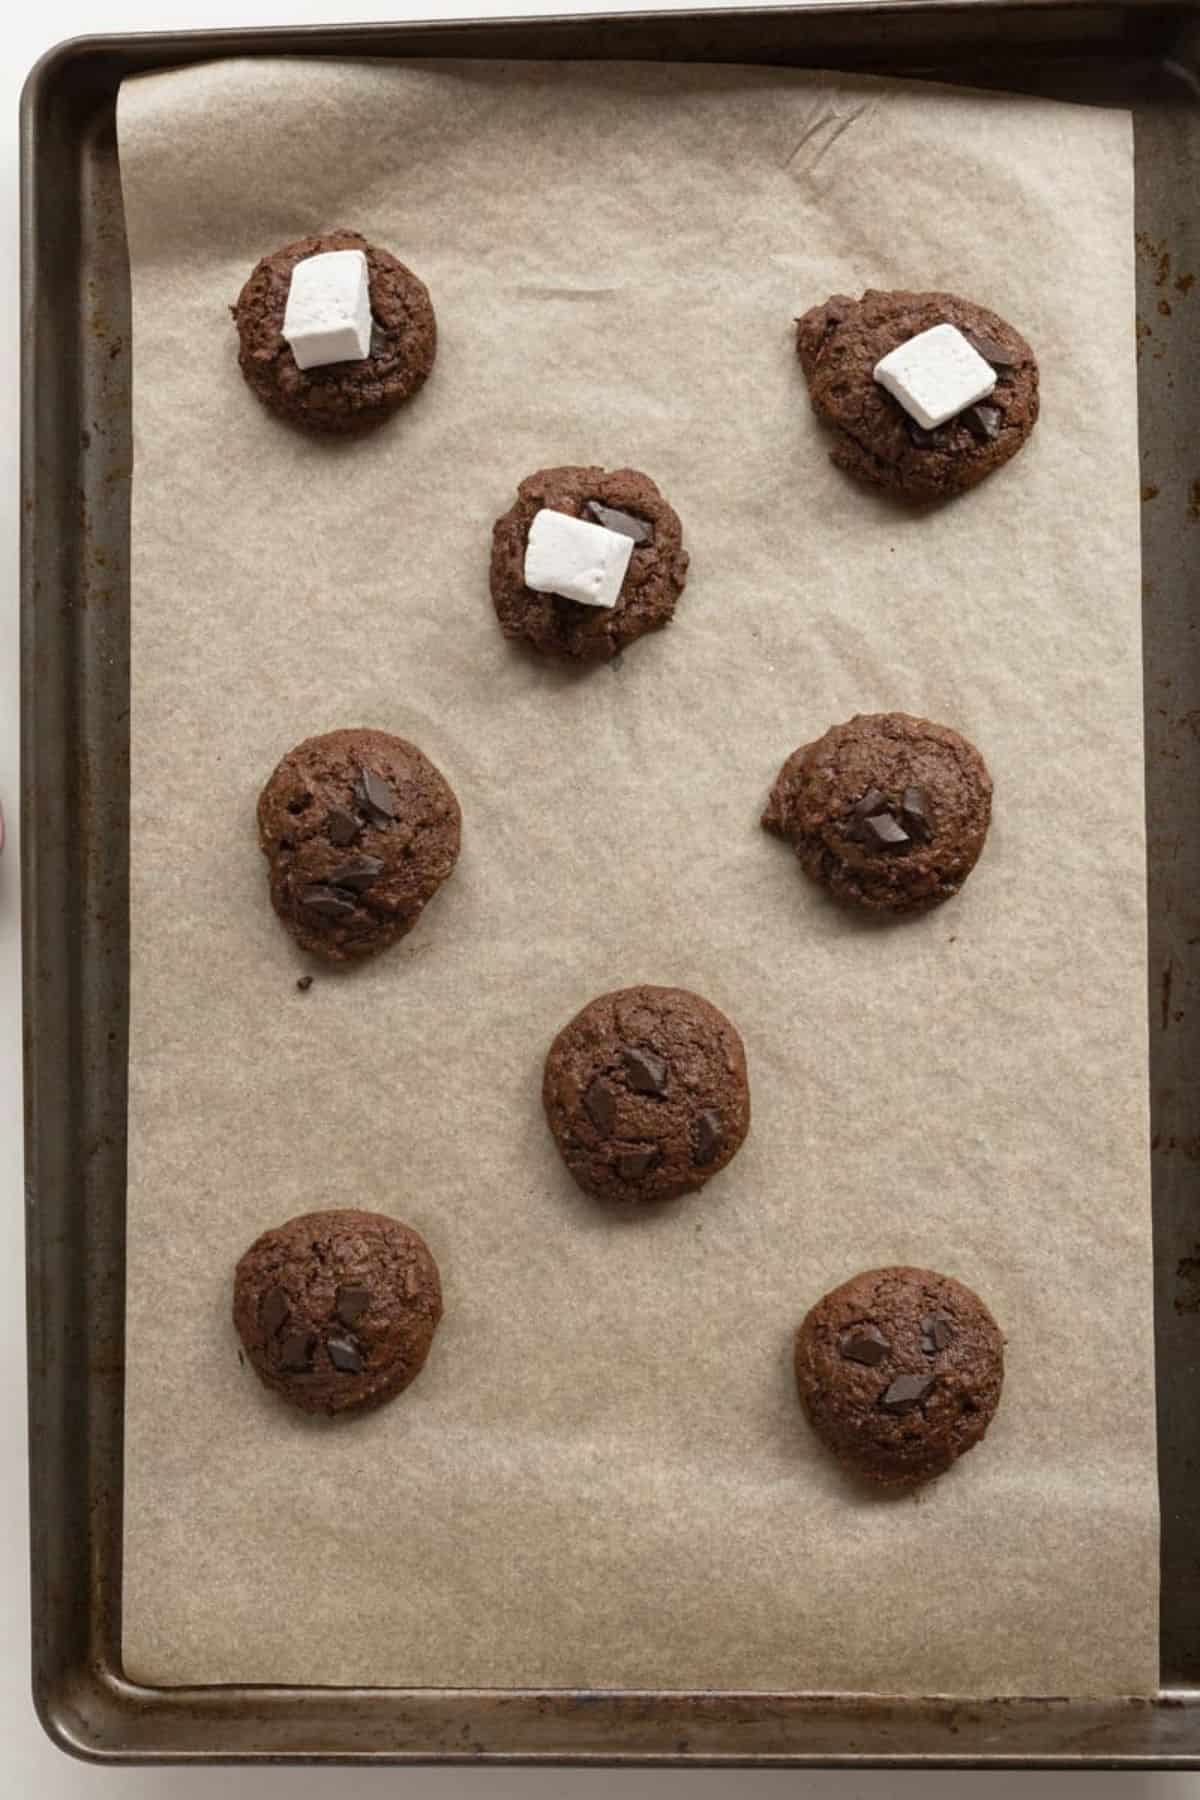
19;0;1200;1765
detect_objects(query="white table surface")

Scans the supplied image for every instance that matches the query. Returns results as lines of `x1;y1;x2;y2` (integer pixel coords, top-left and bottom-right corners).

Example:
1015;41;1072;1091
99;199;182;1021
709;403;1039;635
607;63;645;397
2;2;1192;1792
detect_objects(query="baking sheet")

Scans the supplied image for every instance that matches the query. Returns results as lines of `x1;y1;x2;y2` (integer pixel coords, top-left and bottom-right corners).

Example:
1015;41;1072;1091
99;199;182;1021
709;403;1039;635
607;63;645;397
116;57;1156;1696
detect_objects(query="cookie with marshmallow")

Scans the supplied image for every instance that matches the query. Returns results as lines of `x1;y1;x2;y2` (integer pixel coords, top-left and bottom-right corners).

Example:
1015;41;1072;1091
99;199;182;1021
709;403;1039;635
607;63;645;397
234;228;436;434
795;288;1039;501
490;466;690;663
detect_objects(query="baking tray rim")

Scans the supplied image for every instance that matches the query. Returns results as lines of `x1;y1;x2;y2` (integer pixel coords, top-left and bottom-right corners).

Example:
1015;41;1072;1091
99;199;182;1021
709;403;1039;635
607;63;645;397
21;0;1200;96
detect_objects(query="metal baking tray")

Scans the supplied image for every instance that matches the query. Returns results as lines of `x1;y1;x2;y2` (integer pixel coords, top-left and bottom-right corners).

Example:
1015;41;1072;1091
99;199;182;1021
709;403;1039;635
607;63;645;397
20;0;1200;1765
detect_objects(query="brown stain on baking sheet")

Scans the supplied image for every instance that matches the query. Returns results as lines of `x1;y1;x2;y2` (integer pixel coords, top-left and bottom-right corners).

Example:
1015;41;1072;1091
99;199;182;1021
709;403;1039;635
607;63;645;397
1162;958;1174;1029
1175;1249;1200;1313
1134;236;1196;336
1189;480;1200;521
1160;1135;1200;1161
1142;484;1160;502
1136;232;1173;286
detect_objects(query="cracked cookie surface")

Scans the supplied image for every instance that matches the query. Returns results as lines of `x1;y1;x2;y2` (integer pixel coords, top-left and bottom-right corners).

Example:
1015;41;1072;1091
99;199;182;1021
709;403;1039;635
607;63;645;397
795;288;1038;500
795;1265;1005;1486
763;711;991;915
233;229;436;434
542;985;750;1204
490;465;689;663
257;727;461;963
234;1208;443;1416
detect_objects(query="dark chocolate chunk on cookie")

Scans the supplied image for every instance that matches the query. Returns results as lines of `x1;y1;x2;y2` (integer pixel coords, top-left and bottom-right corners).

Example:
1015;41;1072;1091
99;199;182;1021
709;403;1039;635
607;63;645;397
232;229;436;435
763;711;991;915
794;1266;1004;1486
233;1208;443;1415
794;288;1038;500
490;466;689;663
257;727;461;963
542;985;750;1204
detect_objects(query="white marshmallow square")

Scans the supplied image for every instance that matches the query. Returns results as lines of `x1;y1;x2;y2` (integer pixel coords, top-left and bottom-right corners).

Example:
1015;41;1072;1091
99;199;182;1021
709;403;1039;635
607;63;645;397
282;250;372;372
873;322;996;430
524;508;634;609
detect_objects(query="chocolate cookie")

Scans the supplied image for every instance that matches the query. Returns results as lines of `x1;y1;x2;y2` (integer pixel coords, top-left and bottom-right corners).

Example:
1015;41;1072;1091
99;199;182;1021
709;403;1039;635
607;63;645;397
233;229;436;434
233;1208;443;1416
795;289;1038;501
794;1266;1005;1486
257;728;461;963
543;985;750;1204
490;466;689;663
763;711;992;915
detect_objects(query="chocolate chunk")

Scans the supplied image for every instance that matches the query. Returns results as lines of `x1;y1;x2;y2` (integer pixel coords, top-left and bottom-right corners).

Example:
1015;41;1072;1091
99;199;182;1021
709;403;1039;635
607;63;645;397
278;1330;316;1373
851;787;887;821
335;1284;371;1327
296;975;313;993
860;812;910;850
368;320;390;359
328;854;385;894
962;403;1002;443
617;1149;658;1179
921;1314;955;1353
582;500;654;545
963;329;1016;369
355;766;398;826
899;786;933;842
326;806;360;846
301;884;357;919
879;1372;935;1413
694;1108;723;1166
259;1285;291;1336
326;1335;364;1374
622;1047;669;1095
906;418;954;450
840;1324;889;1366
583;1078;617;1134
847;789;903;844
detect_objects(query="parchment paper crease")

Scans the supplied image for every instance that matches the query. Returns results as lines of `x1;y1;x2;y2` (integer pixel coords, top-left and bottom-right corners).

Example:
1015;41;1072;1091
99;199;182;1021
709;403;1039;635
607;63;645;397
117;58;1157;1695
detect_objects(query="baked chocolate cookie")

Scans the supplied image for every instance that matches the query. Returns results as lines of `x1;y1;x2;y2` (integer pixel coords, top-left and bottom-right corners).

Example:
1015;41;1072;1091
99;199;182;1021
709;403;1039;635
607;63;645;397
233;1208;443;1416
233;229;436;434
543;985;750;1204
795;289;1038;501
257;728;461;963
490;466;689;663
794;1266;1005;1487
763;711;991;915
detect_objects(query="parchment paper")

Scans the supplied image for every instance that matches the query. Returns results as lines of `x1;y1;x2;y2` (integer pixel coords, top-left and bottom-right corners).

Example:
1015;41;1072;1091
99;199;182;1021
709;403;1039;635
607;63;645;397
116;58;1157;1696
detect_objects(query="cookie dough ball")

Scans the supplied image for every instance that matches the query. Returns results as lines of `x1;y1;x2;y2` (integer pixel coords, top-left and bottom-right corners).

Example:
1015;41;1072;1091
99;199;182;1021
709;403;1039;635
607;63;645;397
257;727;461;963
490;466;689;663
795;1266;1004;1486
233;1209;443;1416
795;289;1038;501
233;229;436;434
763;711;991;915
543;985;750;1204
